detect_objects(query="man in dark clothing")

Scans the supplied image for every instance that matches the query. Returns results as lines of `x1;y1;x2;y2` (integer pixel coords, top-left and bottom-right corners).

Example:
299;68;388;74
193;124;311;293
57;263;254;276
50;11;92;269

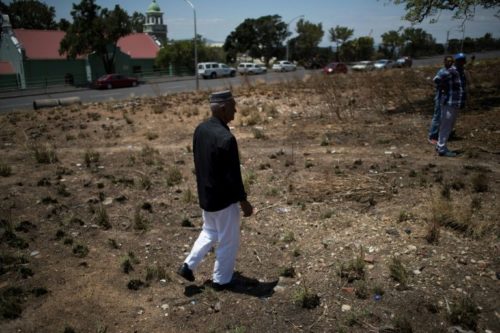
177;90;253;290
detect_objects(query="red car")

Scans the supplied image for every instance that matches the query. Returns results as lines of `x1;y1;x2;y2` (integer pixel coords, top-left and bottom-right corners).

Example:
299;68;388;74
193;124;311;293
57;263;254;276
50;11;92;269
94;74;139;89
323;62;348;75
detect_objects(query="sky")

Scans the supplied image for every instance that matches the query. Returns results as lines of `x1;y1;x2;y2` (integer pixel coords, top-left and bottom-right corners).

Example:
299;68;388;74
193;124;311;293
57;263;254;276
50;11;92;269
7;0;500;46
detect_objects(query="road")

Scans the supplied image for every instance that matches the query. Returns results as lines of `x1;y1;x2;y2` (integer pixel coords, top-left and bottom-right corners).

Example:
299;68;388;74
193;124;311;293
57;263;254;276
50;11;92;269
1;50;499;113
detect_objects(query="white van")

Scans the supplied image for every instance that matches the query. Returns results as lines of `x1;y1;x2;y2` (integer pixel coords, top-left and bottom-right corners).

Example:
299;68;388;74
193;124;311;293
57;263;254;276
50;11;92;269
197;62;236;79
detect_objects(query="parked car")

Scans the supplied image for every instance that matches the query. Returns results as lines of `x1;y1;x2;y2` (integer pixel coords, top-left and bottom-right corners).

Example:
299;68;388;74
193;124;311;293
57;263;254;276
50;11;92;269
322;62;348;75
395;56;412;68
197;62;236;79
351;61;374;71
272;60;296;72
94;74;138;89
237;63;267;75
374;59;394;70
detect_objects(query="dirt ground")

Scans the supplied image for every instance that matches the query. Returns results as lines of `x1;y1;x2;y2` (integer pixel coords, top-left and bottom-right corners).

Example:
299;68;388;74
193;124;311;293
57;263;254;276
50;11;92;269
0;61;499;333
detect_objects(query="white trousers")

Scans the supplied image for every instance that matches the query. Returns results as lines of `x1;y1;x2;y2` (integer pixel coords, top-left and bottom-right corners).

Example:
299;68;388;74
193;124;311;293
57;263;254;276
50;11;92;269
437;104;459;153
184;203;240;284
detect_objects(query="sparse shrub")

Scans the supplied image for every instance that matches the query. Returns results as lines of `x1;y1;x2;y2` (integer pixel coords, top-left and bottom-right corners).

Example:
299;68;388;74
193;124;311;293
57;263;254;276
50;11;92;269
29;143;58;164
279;266;295;278
282;231;295;243
166;166;182;187
470;196;481;211
108;238;120;249
63;237;73;245
252;127;267;139
441;183;451;199
84;149;100;167
95;205;111;229
389;257;408;287
181;218;194;227
121;257;134;274
471;173;488;192
19;267;34;279
321;210;335;219
425;219;440;244
448;295;480;331
398;210;412;223
354;280;368;299
182;188;195;203
292;248;301;257
339;256;365;282
56;184;71;197
141;202;152;212
392;315;413;333
139;173;152;190
293;286;320;309
145;131;159;140
141;145;159;165
243;171;256;194
145;264;167;282
72;244;89;258
0;287;24;319
0;163;12;177
133;208;149;231
372;284;385;296
127;279;145;290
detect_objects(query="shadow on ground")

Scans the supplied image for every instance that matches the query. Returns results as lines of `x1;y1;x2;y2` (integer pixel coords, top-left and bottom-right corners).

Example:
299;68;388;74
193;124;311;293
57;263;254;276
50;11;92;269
184;272;278;298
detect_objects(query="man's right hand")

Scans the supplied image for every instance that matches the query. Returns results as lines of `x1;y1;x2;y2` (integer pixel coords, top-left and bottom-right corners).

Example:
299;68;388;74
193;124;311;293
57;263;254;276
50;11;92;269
240;200;253;217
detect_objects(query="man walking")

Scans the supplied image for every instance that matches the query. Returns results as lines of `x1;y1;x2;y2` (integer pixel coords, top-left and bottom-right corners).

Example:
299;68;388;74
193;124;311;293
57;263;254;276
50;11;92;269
177;90;253;290
428;55;454;145
436;53;467;157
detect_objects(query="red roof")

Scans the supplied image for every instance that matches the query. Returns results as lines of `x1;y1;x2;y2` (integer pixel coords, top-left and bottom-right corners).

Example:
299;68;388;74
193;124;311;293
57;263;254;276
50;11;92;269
0;61;16;74
13;29;159;60
117;33;160;59
13;29;81;60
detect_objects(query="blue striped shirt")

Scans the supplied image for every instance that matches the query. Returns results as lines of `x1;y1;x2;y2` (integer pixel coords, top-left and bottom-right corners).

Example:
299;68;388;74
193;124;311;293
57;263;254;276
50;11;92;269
439;65;467;109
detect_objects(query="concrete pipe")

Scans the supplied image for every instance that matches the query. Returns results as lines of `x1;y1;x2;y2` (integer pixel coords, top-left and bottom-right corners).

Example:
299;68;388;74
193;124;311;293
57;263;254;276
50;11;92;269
58;96;81;107
33;98;59;110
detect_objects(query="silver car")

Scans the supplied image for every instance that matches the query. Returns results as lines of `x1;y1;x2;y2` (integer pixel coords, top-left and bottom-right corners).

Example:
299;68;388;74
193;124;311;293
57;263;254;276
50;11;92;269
374;59;394;70
351;61;374;71
237;63;267;75
272;60;296;72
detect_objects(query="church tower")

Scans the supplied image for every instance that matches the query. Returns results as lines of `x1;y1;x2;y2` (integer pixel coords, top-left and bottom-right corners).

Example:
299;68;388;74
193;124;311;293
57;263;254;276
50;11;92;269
144;0;167;45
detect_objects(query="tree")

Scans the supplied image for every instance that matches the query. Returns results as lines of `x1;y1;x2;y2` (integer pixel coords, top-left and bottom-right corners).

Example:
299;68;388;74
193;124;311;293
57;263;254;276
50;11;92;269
223;15;288;65
2;0;57;29
328;25;354;61
387;0;500;23
156;37;226;74
380;29;404;58
58;18;71;31
288;19;324;63
130;11;145;33
354;36;375;60
60;0;132;74
401;27;437;57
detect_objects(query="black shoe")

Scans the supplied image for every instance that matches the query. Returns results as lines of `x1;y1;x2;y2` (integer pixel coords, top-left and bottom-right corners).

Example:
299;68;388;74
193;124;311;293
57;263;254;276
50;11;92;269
177;263;195;282
211;281;233;291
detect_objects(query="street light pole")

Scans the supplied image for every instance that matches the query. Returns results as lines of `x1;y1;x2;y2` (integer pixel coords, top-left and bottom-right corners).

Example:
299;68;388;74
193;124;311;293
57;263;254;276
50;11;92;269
286;15;304;61
183;0;198;90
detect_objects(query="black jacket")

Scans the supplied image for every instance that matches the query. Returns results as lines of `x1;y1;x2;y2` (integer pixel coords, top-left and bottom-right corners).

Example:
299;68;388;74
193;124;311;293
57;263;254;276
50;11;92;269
193;117;247;212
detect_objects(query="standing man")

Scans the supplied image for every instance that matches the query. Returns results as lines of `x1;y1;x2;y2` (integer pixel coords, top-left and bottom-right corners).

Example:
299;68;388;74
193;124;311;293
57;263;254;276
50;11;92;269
428;55;454;145
436;53;467;157
177;90;253;290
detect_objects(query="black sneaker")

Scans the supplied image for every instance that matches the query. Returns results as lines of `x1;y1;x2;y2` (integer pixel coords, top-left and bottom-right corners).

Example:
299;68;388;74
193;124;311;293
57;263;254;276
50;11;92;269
211;282;232;291
177;263;195;282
